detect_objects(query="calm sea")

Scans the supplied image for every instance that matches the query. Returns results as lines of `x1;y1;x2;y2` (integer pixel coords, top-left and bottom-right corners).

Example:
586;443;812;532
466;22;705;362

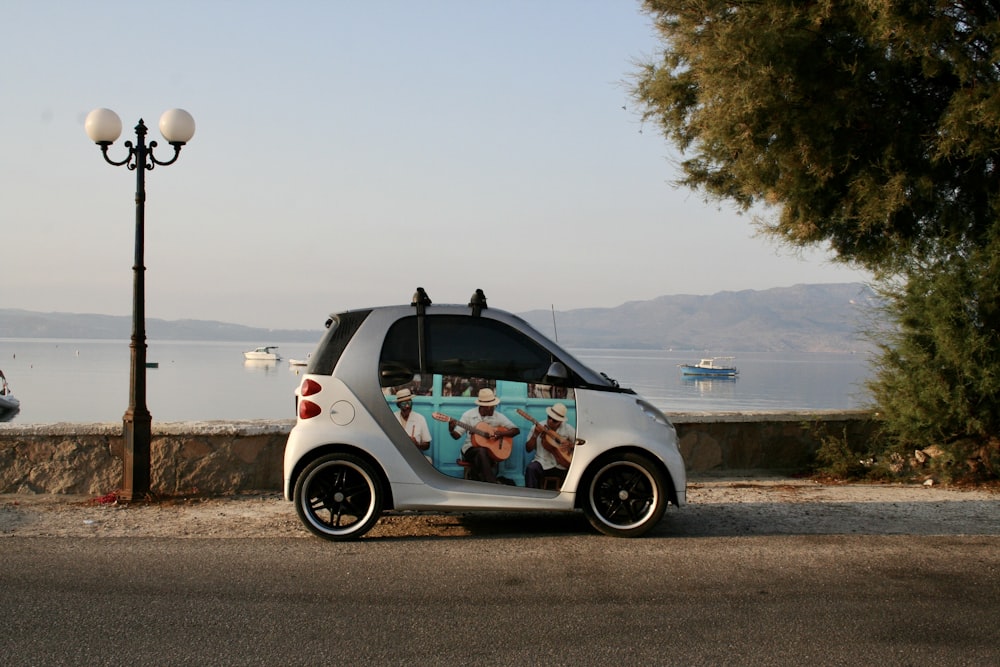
0;338;872;424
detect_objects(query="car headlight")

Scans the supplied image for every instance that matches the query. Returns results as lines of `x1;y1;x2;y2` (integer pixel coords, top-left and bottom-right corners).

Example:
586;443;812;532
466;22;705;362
636;399;672;428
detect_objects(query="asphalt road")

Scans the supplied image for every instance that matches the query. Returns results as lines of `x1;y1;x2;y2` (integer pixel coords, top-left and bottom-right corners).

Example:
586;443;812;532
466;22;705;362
3;529;999;666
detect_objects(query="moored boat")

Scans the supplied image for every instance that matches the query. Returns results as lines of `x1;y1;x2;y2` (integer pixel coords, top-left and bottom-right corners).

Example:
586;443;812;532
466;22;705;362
679;357;739;377
288;353;311;367
0;369;20;417
243;346;281;361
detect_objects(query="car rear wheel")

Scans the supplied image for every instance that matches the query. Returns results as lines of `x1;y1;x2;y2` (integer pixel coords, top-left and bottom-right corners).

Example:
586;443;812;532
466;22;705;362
294;453;383;541
583;453;667;538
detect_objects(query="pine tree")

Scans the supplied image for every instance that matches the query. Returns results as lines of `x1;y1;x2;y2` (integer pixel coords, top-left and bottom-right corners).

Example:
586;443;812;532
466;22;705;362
633;0;1000;478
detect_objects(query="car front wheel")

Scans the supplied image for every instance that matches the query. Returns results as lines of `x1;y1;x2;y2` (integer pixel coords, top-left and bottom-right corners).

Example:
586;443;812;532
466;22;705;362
583;453;667;538
294;453;383;541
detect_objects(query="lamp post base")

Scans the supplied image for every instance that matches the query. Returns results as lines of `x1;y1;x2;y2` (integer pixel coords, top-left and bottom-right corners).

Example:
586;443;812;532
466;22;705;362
121;410;152;501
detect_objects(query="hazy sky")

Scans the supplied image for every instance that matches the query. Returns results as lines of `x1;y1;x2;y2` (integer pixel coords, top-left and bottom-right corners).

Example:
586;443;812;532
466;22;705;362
3;1;869;330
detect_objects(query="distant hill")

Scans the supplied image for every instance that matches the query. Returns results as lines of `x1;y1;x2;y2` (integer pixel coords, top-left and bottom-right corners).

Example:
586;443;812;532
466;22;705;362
520;283;878;353
0;283;879;352
0;309;321;343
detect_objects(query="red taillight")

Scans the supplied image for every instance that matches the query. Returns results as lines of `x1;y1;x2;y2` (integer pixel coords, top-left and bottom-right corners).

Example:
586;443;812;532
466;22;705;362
300;378;322;397
299;399;322;420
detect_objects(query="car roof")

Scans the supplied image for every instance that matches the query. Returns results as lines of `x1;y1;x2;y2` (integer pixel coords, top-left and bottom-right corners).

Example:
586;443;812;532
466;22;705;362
324;296;618;390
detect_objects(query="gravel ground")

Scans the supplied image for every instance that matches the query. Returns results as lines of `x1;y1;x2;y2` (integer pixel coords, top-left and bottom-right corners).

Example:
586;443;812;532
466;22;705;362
2;477;997;539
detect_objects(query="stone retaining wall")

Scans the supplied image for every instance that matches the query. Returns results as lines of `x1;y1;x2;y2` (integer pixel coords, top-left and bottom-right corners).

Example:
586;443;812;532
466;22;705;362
674;411;876;473
0;411;876;495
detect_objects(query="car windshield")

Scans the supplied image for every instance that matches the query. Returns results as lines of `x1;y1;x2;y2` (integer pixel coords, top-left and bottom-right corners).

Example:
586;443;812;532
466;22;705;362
504;314;623;390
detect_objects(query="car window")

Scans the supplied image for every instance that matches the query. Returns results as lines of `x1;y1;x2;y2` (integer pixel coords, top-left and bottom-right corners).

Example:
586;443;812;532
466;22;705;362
380;315;553;384
378;316;420;385
308;309;371;375
427;315;552;382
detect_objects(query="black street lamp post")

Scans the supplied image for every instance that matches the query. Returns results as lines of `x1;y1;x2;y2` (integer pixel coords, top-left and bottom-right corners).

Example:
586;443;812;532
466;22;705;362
85;107;195;501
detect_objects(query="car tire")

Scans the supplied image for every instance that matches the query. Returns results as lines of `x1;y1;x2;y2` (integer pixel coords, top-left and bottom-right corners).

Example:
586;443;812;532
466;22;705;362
583;453;667;538
294;453;383;541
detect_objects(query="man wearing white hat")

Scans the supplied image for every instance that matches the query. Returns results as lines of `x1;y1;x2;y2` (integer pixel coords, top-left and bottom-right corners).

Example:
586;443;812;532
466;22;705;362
393;389;432;462
524;402;575;489
447;387;520;483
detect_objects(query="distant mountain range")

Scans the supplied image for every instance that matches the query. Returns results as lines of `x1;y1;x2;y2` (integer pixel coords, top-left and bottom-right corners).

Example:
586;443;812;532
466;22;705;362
0;309;321;344
0;283;878;353
519;283;878;353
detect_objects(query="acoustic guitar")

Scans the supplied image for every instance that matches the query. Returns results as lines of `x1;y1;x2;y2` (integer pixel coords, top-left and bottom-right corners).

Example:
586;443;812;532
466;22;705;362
432;412;513;462
515;408;575;468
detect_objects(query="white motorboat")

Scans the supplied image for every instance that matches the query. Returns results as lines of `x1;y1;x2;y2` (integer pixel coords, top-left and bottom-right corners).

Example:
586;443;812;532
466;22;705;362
288;354;311;367
243;346;281;361
0;369;20;416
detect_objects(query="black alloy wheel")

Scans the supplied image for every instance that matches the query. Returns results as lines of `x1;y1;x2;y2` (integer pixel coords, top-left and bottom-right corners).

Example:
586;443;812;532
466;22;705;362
583;453;667;537
294;453;383;540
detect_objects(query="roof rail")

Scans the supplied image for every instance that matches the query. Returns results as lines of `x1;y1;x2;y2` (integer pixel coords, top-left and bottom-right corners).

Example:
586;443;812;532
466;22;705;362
469;288;487;317
411;287;432;314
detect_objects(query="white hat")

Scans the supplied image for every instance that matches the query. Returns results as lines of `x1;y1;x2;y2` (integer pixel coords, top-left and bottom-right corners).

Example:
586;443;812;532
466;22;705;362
475;388;500;406
546;403;567;422
395;389;414;403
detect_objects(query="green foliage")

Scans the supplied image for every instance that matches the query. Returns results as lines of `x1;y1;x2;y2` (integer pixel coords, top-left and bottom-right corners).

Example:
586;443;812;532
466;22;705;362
813;424;873;479
865;241;1000;480
812;421;901;481
633;0;1000;273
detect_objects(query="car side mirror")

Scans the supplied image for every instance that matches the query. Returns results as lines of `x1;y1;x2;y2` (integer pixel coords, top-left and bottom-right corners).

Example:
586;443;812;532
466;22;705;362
544;361;569;384
379;362;415;387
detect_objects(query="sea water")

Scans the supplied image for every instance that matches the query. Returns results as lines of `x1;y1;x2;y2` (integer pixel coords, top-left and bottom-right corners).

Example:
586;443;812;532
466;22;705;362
574;349;872;413
0;338;872;424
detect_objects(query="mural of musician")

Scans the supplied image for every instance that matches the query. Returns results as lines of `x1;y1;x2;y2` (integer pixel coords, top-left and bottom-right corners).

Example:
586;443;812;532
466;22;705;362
384;376;577;488
521;402;576;489
441;387;520;484
392;388;432;463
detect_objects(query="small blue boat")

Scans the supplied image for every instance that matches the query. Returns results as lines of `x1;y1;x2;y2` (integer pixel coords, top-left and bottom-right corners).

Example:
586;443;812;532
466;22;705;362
679;357;739;377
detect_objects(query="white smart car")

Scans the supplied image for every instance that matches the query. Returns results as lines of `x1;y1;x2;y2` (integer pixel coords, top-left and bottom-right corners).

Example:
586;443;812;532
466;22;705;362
284;289;686;540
